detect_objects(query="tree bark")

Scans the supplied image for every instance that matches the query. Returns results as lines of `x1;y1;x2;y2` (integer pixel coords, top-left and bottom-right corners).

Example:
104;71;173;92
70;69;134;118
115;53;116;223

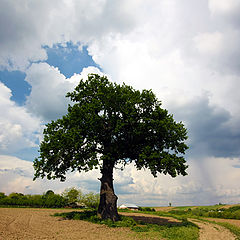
97;159;120;221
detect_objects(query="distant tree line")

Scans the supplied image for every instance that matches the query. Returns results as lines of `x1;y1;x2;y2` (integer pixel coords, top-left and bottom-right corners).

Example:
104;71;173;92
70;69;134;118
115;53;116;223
169;206;240;220
0;188;99;209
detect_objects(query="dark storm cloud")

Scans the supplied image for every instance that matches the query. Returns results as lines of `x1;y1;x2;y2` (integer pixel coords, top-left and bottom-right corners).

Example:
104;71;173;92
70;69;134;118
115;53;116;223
171;94;240;158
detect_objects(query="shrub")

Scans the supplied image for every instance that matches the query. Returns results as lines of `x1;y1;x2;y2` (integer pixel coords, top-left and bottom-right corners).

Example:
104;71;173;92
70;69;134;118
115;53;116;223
139;207;156;212
61;187;83;206
82;192;100;209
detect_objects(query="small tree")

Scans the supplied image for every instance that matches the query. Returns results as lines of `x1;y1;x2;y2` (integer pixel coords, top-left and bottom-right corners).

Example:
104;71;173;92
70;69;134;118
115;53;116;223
34;74;188;221
62;187;83;206
83;192;100;209
43;192;66;208
0;192;6;199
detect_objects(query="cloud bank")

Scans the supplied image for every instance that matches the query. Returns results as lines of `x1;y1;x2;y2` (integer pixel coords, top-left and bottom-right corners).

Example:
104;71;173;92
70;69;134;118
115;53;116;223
0;0;239;206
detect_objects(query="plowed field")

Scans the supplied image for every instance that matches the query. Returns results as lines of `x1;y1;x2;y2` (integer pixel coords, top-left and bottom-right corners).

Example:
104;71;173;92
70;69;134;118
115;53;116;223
0;208;140;240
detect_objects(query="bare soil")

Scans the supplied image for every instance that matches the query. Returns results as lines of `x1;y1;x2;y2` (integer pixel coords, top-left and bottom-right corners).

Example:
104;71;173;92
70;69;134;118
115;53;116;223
205;217;240;228
1;208;240;240
121;212;181;225
153;207;175;212
0;208;140;240
219;204;240;209
190;219;236;240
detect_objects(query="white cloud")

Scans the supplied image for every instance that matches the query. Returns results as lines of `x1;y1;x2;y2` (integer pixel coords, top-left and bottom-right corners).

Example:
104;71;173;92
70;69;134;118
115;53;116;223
0;0;240;206
2;155;240;206
0;0;138;71
194;32;224;55
208;0;240;15
25;63;103;121
0;83;40;154
25;63;74;121
0;155;100;195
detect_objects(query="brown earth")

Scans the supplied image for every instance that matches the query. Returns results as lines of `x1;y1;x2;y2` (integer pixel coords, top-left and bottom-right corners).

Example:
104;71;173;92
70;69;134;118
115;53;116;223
153;207;175;212
190;219;236;240
219;204;240;209
121;212;180;225
1;208;240;240
205;217;240;228
122;212;238;240
0;208;143;240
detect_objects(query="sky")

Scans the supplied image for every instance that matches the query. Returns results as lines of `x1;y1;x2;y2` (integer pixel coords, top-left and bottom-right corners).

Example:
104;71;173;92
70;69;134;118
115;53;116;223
0;0;240;207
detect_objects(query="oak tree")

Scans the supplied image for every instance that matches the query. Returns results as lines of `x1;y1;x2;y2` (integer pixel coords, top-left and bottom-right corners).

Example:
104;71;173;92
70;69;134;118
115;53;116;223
33;74;188;221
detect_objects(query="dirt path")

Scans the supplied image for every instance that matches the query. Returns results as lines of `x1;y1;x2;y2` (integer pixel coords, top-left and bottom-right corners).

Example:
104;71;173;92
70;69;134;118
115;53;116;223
205;217;240;228
190;218;236;240
0;208;141;240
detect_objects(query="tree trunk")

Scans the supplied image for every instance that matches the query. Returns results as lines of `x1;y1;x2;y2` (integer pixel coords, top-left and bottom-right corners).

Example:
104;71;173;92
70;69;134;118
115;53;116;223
97;159;120;221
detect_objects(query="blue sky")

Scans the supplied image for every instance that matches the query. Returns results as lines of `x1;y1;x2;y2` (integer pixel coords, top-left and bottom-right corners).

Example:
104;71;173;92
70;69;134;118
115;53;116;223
0;42;99;161
0;43;98;106
0;0;240;206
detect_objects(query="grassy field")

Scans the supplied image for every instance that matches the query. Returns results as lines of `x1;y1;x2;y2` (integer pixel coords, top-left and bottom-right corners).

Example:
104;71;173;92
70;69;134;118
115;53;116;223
52;204;240;239
55;210;199;240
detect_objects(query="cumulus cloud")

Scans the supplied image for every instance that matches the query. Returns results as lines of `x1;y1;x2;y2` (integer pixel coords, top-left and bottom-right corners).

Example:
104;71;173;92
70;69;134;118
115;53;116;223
0;0;138;71
0;155;100;195
208;0;240;17
0;83;40;154
25;63;74;121
192;30;240;74
1;0;240;206
167;94;240;159
2;155;240;206
25;63;103;121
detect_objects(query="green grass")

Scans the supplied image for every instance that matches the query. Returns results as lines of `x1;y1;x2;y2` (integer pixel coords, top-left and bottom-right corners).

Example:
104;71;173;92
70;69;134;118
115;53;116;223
166;205;240;220
54;210;199;240
131;219;199;240
172;206;195;211
54;210;138;228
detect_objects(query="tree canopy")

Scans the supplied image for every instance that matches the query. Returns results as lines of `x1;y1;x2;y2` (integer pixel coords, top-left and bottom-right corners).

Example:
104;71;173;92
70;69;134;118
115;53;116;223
34;74;188;220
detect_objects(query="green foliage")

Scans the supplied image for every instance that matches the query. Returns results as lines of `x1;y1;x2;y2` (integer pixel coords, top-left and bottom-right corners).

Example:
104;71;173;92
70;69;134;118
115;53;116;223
0;192;6;199
61;188;99;209
131;220;198;240
0;191;66;208
54;210;137;227
0;189;99;209
139;207;156;212
168;205;240;220
45;190;55;196
61;187;83;205
34;74;188;181
82;192;100;209
42;192;66;208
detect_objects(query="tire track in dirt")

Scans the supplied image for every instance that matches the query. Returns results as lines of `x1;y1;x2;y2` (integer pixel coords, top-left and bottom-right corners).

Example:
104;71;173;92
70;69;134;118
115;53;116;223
26;213;33;227
189;219;236;240
6;213;21;231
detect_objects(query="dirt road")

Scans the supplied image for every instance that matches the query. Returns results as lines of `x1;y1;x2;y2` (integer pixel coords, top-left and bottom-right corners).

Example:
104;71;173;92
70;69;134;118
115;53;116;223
190;219;236;240
123;213;238;240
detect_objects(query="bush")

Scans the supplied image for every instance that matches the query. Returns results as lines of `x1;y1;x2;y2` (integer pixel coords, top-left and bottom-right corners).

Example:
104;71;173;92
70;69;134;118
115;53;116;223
0;192;6;199
43;192;67;208
82;192;100;209
61;187;83;206
0;188;99;209
139;207;156;212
